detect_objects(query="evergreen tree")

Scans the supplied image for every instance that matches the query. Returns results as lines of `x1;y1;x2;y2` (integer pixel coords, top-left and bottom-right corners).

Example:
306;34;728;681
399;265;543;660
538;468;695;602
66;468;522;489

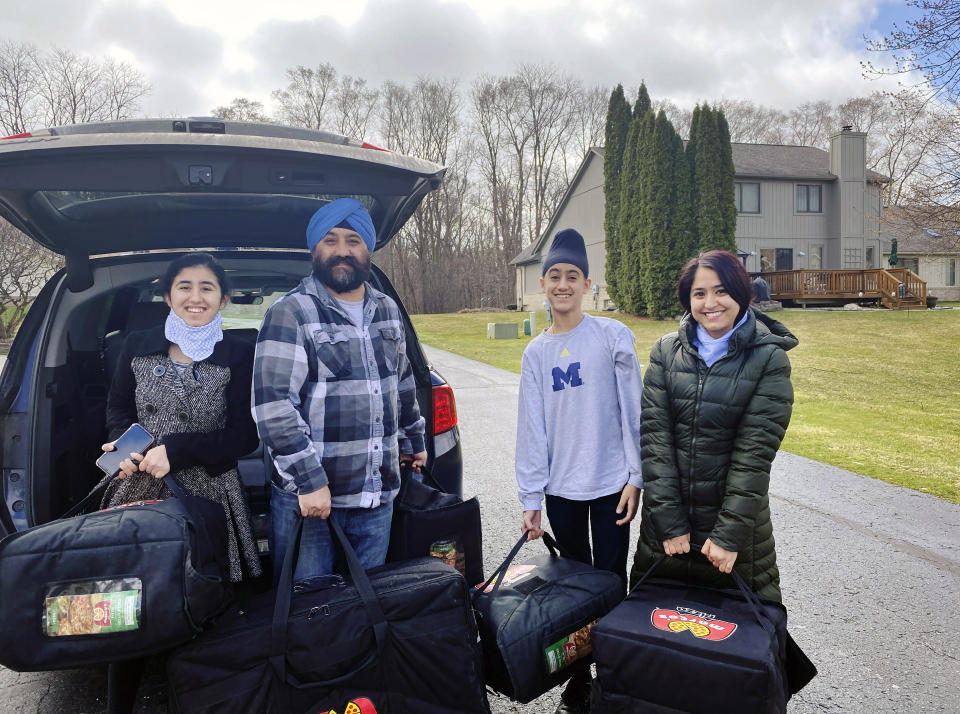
641;110;691;318
603;84;631;306
689;104;737;254
714;108;737;253
634;82;651;118
616;107;651;314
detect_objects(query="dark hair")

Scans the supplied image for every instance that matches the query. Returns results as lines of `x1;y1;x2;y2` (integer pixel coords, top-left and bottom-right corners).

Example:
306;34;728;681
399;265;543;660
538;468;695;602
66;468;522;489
158;252;230;297
677;250;753;321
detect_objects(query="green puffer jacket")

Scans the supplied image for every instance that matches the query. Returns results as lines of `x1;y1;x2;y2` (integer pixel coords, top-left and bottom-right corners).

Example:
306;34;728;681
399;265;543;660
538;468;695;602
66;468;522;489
629;307;797;602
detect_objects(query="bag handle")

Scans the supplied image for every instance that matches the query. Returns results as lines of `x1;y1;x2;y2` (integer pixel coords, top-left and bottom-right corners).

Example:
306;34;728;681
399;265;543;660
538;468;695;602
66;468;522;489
473;529;568;598
400;461;442;491
268;512;389;689
629;542;774;637
60;476;115;519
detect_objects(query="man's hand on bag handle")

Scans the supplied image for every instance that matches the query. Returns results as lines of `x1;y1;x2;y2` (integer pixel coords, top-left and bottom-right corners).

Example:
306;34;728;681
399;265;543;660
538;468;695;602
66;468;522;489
399;450;428;473
662;533;691;556
522;509;544;541
299;486;332;519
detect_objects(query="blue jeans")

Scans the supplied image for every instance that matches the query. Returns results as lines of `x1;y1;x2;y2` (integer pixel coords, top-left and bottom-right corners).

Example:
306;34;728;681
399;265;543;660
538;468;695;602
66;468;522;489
270;484;394;584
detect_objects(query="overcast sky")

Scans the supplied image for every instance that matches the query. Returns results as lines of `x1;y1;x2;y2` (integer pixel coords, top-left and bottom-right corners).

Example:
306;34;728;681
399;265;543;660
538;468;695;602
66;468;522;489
1;0;922;119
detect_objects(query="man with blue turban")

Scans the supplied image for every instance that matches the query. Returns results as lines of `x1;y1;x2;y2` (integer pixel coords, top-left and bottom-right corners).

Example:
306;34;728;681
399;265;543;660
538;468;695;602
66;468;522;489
253;198;427;581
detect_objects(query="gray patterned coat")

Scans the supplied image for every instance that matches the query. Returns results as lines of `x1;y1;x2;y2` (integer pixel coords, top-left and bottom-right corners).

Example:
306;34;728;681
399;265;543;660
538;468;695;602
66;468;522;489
100;326;262;582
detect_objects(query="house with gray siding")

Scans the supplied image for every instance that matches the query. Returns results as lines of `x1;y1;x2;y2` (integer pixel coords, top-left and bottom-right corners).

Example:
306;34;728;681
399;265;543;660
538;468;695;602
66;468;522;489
881;208;959;301
511;129;887;312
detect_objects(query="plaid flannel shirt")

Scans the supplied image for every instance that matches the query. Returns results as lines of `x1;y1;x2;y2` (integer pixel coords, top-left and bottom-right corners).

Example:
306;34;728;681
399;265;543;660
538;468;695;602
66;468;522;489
252;275;425;508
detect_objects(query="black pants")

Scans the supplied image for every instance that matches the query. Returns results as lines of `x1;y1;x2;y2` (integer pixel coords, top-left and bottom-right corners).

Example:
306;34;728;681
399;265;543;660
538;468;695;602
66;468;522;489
545;490;631;588
545;490;631;698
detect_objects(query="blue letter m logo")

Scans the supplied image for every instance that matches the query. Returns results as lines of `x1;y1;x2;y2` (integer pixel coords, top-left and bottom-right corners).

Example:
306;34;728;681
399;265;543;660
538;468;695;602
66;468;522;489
551;362;583;392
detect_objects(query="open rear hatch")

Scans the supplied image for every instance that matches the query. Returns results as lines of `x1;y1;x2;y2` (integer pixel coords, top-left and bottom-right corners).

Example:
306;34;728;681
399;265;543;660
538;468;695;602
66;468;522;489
0;121;445;259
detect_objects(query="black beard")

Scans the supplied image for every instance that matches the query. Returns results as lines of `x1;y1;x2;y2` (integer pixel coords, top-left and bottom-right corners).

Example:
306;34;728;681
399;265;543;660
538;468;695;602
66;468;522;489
312;254;372;293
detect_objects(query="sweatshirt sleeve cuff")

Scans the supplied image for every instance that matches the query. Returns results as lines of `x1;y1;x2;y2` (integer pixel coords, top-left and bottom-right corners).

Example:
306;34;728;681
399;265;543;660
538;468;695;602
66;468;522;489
628;472;644;489
521;496;544;512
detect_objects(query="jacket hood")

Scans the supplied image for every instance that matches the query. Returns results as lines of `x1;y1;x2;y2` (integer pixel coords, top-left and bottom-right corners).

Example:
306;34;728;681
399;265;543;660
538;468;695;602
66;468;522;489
679;306;798;355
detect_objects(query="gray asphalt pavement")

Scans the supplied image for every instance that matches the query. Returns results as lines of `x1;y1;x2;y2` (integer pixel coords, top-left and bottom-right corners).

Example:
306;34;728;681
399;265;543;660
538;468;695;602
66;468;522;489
2;348;958;713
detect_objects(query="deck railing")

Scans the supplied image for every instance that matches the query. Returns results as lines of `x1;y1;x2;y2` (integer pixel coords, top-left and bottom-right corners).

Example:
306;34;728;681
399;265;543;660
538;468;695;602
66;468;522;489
752;269;926;308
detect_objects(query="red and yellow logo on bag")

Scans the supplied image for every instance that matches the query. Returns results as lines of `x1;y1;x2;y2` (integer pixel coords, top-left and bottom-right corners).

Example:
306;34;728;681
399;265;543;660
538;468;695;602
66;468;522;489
319;697;377;714
651;608;737;642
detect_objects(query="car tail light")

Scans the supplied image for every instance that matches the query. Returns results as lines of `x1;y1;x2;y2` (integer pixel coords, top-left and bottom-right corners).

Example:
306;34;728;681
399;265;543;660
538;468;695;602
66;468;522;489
361;141;390;152
1;132;32;140
432;384;458;434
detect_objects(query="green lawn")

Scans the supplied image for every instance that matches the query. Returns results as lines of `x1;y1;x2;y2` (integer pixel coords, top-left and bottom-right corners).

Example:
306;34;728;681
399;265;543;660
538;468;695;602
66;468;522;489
411;308;960;503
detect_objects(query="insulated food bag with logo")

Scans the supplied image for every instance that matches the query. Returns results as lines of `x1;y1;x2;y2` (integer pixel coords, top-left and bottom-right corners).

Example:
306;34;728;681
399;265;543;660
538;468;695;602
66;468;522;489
0;475;231;671
590;549;816;714
470;531;624;704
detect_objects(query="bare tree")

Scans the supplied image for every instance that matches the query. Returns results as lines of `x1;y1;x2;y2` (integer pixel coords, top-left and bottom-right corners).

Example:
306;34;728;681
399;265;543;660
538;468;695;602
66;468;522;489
0;41;41;135
865;0;960;103
0;220;62;339
103;58;150;120
0;42;148;131
378;78;473;312
331;75;379;140
272;64;338;130
211;97;271;122
865;1;960;248
785;100;834;147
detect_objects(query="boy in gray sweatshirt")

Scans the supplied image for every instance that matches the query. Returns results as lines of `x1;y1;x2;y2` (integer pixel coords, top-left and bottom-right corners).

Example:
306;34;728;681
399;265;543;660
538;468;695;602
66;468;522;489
515;228;643;714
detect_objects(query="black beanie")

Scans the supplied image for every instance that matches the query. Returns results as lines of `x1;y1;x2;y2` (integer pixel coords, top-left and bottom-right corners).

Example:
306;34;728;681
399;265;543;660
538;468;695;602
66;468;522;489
542;228;589;278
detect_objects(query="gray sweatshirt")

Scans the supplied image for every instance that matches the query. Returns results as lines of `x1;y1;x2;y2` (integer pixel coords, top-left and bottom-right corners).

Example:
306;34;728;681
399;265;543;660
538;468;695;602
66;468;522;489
515;314;643;511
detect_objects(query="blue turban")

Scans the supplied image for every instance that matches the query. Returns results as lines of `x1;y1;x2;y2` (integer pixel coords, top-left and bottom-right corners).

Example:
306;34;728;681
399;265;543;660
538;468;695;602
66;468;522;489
306;198;376;254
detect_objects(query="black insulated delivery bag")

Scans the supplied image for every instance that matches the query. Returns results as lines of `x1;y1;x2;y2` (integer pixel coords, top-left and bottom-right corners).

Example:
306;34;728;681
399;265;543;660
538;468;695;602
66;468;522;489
386;464;484;586
590;549;816;714
0;475;232;671
471;531;624;704
167;512;490;714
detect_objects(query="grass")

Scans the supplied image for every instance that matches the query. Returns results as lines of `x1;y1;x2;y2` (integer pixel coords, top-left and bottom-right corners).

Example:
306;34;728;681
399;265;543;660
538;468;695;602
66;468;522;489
411;307;960;503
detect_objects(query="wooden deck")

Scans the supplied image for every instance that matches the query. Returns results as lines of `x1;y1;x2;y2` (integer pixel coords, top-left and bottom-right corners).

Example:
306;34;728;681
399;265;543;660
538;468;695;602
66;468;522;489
752;269;927;309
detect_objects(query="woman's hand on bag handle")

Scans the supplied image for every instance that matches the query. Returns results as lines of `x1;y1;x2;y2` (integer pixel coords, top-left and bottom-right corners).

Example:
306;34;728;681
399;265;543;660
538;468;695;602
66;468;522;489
702;538;738;574
522;509;544;541
662;533;690;556
135;444;170;478
100;440;140;479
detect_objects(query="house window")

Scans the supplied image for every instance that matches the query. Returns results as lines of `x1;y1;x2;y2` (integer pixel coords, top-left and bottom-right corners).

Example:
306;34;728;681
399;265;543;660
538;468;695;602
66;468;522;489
735;182;760;213
865;246;875;268
900;257;920;274
796;184;822;213
810;245;823;269
946;259;956;286
843;248;861;268
760;248;793;272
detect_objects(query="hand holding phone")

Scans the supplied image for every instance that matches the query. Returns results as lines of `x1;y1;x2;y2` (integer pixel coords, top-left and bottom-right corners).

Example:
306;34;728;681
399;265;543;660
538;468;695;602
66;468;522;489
97;423;154;477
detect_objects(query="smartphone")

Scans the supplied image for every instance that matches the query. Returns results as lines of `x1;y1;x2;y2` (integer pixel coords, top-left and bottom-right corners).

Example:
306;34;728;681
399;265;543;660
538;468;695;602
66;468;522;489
96;423;154;477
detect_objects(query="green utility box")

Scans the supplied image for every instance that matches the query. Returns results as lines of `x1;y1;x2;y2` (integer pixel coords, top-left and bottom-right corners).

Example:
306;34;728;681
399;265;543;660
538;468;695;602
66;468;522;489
486;322;519;339
523;319;531;336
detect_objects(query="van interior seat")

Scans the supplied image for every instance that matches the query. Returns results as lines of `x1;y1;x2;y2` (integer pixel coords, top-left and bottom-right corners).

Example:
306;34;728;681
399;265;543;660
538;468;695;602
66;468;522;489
102;301;171;381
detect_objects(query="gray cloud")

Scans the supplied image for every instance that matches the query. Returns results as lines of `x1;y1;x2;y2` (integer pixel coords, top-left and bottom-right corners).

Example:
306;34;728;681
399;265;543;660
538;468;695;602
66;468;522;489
1;0;905;120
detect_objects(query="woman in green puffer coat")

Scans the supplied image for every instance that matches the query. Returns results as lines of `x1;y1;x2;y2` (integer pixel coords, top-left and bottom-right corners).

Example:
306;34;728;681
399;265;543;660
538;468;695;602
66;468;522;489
630;250;797;602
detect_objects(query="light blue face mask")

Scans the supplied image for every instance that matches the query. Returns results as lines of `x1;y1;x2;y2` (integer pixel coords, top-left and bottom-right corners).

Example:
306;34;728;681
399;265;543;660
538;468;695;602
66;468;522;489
164;310;223;361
